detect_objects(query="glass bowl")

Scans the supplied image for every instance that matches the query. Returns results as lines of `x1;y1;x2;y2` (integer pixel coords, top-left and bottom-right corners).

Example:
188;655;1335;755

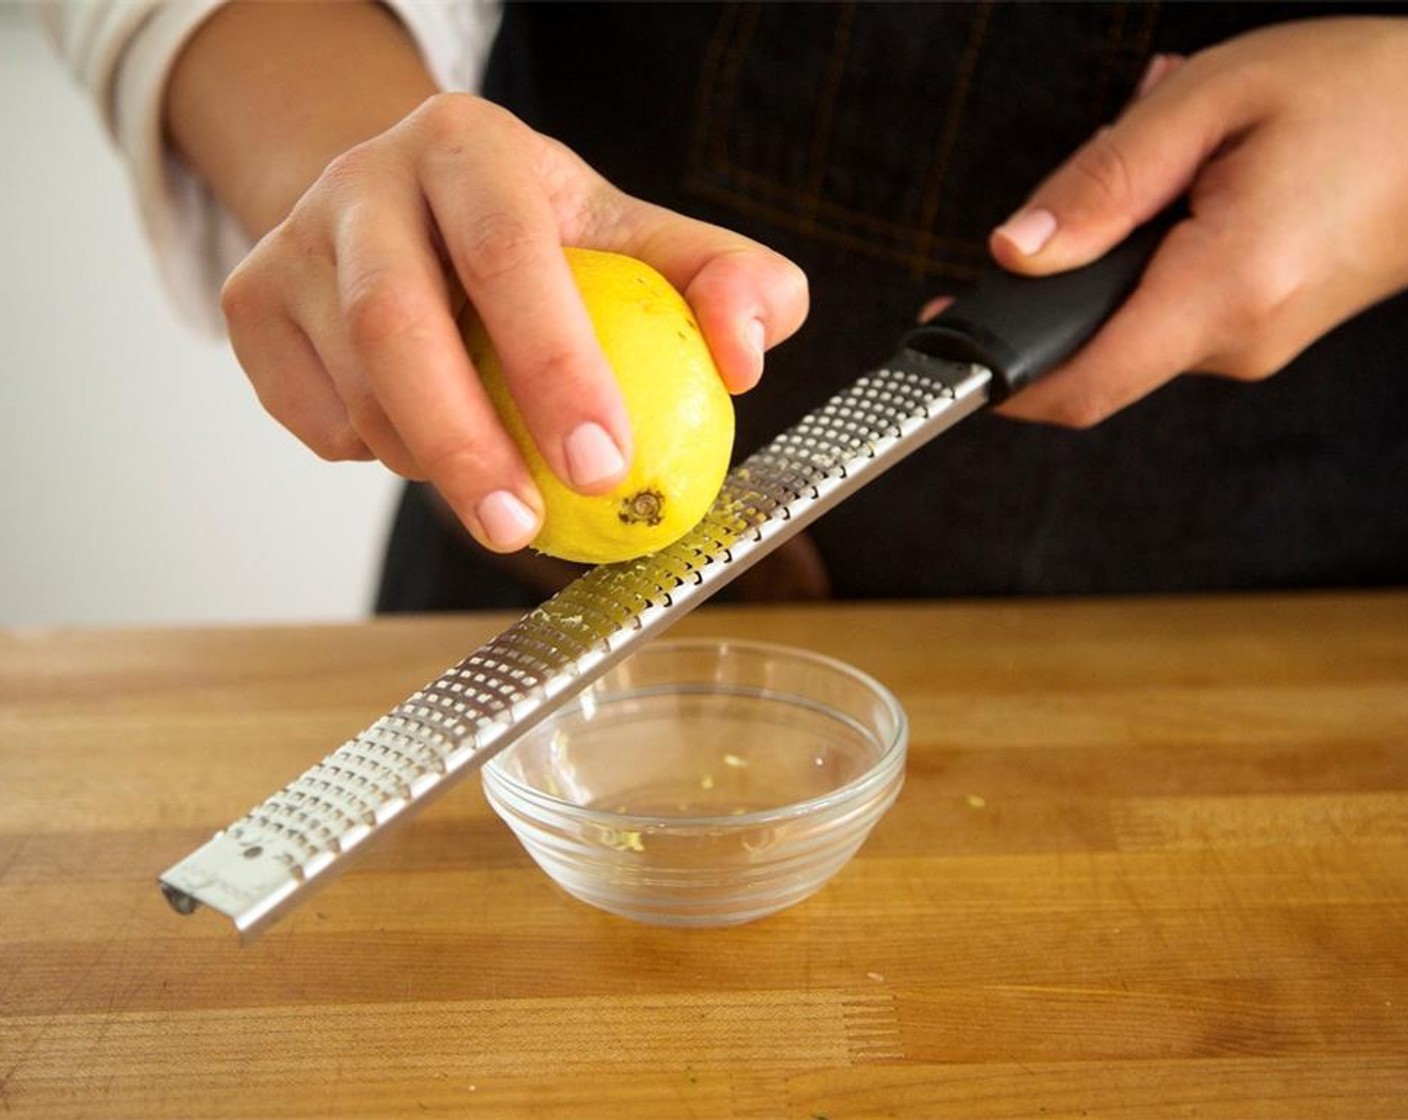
480;639;908;927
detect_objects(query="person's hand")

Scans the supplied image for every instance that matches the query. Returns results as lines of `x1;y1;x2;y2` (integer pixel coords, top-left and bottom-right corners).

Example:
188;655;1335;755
221;93;807;551
985;17;1408;426
167;4;808;554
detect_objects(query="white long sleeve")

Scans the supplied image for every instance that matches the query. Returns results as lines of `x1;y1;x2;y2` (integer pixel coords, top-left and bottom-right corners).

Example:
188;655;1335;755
39;0;500;336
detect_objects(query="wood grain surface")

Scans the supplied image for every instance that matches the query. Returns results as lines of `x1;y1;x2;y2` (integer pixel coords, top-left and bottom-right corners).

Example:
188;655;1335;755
2;592;1406;1118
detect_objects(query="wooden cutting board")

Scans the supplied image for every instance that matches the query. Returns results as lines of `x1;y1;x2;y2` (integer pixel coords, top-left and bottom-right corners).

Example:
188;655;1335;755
2;592;1406;1118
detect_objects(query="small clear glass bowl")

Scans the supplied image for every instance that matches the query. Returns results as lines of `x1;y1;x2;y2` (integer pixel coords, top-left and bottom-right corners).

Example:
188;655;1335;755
481;639;908;927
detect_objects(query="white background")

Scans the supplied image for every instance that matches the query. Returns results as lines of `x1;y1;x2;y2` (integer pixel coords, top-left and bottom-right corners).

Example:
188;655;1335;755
0;10;401;628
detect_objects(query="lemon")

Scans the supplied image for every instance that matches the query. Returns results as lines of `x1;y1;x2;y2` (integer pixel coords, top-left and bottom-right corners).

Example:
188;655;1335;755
461;247;735;564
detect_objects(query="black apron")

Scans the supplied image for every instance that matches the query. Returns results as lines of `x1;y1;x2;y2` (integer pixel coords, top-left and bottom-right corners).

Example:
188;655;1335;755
377;1;1408;612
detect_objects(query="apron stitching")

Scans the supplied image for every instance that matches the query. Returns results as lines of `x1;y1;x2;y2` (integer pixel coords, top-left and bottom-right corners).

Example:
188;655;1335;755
685;175;988;281
686;2;746;181
1094;1;1134;121
687;2;987;263
909;0;994;279
684;155;991;257
688;172;991;270
1126;1;1162;107
708;1;761;173
800;1;859;236
1091;1;1161;125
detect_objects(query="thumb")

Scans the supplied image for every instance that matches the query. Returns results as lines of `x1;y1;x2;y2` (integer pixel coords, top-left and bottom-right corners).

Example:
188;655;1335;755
614;199;809;394
989;53;1230;275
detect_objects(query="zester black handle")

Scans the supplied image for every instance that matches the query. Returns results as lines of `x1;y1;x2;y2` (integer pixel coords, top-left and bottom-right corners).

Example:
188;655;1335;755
902;206;1182;400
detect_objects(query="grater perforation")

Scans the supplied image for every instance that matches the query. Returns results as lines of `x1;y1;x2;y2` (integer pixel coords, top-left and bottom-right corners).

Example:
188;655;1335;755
160;353;992;936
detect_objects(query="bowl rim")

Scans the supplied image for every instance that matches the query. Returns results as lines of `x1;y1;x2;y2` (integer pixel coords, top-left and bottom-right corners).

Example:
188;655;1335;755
480;637;909;830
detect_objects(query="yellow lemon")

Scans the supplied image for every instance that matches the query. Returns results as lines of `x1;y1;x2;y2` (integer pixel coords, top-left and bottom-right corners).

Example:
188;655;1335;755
460;247;735;564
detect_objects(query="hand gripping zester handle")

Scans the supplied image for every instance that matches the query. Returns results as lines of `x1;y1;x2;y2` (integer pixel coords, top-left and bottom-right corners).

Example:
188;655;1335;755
160;210;1175;938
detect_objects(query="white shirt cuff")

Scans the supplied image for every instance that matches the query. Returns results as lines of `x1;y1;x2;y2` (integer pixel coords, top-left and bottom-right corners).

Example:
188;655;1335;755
51;0;501;337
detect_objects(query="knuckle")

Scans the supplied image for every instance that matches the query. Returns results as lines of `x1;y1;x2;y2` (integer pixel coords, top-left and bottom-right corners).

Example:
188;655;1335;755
500;341;609;422
339;387;385;441
418;434;496;486
1068;129;1137;212
219;261;266;326
521;341;591;392
1048;405;1104;431
218;269;257;326
1044;387;1113;430
342;274;435;352
311;423;373;463
319;141;380;196
247;378;292;428
252;381;366;462
1201;254;1305;373
1215;342;1292;384
456;211;538;287
1227;255;1302;329
409;91;485;146
406;94;545;290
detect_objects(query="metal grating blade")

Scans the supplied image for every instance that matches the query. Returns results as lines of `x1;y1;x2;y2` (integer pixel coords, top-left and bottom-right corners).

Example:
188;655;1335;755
159;353;991;938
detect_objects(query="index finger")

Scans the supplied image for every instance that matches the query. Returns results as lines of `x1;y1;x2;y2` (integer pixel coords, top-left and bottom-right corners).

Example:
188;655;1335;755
336;178;544;553
417;102;634;494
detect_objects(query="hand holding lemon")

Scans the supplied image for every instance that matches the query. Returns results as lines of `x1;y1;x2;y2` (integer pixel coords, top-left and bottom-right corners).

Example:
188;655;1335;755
462;248;736;564
207;81;807;561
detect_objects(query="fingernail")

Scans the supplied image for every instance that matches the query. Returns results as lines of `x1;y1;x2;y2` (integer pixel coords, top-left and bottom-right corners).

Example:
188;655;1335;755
564;421;627;488
747;319;766;362
738;318;766;389
995;208;1057;256
1136;53;1171;98
477;490;539;549
917;295;954;323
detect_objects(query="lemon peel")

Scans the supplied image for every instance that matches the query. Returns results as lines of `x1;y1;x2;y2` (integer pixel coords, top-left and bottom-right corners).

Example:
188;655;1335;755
462;247;735;564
